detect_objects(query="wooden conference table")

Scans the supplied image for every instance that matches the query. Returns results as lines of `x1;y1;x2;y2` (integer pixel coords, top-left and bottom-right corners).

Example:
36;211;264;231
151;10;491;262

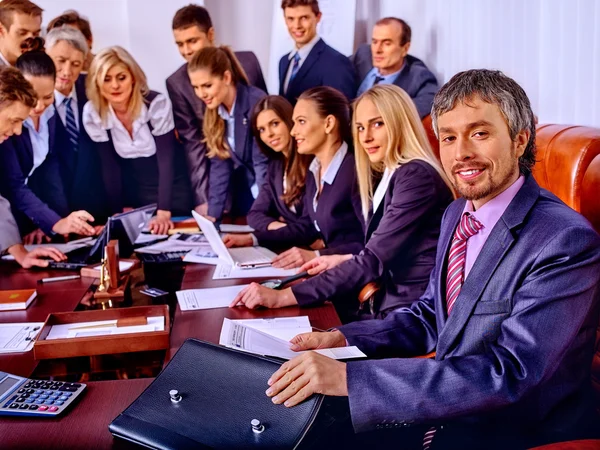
0;262;341;449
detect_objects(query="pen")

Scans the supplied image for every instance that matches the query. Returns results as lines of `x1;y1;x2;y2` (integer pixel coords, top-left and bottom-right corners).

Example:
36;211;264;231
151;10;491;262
39;275;81;283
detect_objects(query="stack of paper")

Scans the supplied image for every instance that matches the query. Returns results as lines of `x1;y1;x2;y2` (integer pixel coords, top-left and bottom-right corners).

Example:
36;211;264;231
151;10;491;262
219;318;366;360
176;285;249;311
212;264;297;280
0;323;44;353
45;316;165;340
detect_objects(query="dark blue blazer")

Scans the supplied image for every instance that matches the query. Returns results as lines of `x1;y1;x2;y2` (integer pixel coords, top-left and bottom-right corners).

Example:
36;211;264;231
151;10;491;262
246;158;312;251
207;83;268;220
293;150;364;255
352;45;438;119
278;38;357;104
0;114;69;235
55;74;108;221
292;160;453;317
339;176;600;447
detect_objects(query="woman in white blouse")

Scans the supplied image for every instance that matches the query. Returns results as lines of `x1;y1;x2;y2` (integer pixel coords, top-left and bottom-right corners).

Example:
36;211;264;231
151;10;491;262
83;46;192;234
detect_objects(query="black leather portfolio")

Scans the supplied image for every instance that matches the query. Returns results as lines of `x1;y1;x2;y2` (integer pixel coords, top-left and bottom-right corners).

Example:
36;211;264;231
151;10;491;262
109;338;324;449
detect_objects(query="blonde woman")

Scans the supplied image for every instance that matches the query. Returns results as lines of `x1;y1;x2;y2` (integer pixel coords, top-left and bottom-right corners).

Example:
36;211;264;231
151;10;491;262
232;84;454;320
83;46;192;234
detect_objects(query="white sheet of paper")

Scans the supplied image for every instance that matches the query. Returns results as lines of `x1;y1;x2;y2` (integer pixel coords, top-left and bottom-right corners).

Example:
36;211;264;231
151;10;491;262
176;285;249;311
233;316;312;341
92;260;134;272
219;224;254;233
45;316;164;340
0;323;44;353
212;264;297;280
135;233;168;244
219;319;365;360
182;246;220;265
1;237;95;261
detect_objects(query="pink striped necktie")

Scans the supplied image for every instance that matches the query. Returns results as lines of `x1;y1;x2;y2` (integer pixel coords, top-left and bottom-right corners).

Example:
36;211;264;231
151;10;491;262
445;212;483;314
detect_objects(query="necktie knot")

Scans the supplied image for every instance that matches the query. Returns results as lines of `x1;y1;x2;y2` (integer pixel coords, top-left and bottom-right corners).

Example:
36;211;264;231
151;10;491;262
63;97;72;107
454;213;483;242
373;75;385;85
293;52;301;64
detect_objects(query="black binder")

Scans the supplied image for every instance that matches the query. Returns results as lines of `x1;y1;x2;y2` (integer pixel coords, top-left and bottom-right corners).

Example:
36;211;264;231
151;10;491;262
109;338;324;449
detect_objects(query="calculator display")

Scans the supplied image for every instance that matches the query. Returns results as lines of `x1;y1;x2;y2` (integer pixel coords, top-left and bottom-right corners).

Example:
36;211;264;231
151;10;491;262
0;377;19;397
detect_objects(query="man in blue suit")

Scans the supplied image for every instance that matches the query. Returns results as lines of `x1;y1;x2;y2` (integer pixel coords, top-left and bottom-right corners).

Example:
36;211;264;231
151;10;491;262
279;0;356;104
264;70;600;449
352;17;438;119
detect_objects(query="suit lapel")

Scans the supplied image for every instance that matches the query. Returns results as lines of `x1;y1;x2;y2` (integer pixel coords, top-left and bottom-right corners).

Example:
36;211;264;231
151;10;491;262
287;39;325;91
435;177;540;358
366;199;384;241
21;128;34;171
279;56;290;94
48;115;56;155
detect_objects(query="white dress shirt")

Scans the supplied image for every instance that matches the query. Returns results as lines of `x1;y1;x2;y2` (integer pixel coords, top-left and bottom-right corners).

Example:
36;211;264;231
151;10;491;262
82;93;175;158
372;167;396;214
54;87;79;130
283;34;321;93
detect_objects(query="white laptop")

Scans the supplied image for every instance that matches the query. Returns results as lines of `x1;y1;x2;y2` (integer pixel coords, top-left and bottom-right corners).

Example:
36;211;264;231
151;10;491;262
191;211;277;268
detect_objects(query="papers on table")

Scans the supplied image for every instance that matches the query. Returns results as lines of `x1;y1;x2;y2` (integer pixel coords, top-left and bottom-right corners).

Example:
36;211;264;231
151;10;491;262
212;264;297;280
1;237;95;261
219;224;254;233
235;316;312;341
135;233;168;244
219;318;365;360
136;234;213;257
0;323;44;353
45;316;165;340
182;247;220;265
176;285;249;311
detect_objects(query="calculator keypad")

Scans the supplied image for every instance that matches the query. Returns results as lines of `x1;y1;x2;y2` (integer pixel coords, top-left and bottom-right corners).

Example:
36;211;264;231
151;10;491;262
1;379;84;416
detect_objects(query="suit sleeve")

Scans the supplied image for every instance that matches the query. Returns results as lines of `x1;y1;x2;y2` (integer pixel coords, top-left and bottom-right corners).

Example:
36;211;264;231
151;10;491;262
323;54;357;101
0;194;21;252
246;163;279;231
166;77;208;207
411;69;439;119
207;156;233;220
341;225;600;432
0;140;62;235
292;164;444;306
38;149;69;218
252;139;269;195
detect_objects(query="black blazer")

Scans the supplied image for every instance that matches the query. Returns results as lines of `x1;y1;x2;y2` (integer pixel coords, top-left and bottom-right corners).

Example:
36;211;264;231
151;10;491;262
0;114;69;235
293;149;365;255
246;158;312;251
207;83;268;220
352;45;439;119
166;51;267;208
55;74;108;221
279;38;356;104
292;160;453;318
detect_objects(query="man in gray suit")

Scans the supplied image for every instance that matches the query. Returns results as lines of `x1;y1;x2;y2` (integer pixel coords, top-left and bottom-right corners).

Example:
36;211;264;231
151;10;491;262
352;17;438;119
264;70;600;448
0;66;64;267
166;4;267;216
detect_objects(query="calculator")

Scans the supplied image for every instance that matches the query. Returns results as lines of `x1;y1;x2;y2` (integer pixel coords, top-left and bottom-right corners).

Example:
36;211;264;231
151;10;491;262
0;371;86;416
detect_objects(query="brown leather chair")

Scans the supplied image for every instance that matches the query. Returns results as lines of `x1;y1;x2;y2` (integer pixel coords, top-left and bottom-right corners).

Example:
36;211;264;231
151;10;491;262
422;114;440;159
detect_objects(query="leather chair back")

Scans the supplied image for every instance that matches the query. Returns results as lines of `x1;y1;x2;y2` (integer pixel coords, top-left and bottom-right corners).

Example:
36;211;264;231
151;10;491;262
422;115;440;160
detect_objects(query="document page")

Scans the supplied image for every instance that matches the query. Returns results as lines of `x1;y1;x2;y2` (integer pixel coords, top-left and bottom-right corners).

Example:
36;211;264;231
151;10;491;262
234;316;312;341
45;316;164;340
0;323;44;353
219;319;365;360
176;285;250;311
212;264;297;280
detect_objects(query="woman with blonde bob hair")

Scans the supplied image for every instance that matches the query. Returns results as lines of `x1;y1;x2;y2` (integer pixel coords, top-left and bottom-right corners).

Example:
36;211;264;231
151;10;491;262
83;46;192;233
230;84;454;320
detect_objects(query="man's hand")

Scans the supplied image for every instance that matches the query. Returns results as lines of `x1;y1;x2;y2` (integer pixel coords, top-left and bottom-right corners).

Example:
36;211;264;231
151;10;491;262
230;284;297;309
267;221;287;231
194;203;208;216
8;245;66;269
22;229;49;245
266;352;348;407
289;330;347;351
52;210;95;236
300;254;352;276
272;247;316;269
223;233;254;248
149;210;174;235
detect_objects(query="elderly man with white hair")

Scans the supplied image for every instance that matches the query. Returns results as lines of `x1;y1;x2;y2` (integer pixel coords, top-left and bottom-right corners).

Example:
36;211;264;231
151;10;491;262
46;25;108;221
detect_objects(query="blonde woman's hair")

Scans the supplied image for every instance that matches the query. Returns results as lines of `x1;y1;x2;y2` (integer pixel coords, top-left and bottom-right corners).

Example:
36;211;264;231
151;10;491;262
86;46;149;124
188;46;249;159
352;84;454;220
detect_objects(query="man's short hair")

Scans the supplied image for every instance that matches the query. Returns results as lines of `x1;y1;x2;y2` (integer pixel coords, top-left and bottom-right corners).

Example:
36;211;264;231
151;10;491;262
46;10;92;43
0;0;43;30
46;25;89;56
431;69;537;175
0;66;37;108
172;4;212;33
281;0;320;16
375;17;411;46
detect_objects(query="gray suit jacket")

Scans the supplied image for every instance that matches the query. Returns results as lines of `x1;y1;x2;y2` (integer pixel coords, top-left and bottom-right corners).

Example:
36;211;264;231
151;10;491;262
351;44;438;119
339;176;600;447
166;51;267;207
0;194;21;253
